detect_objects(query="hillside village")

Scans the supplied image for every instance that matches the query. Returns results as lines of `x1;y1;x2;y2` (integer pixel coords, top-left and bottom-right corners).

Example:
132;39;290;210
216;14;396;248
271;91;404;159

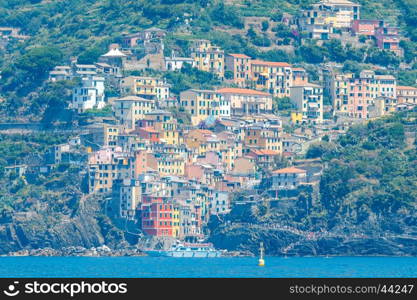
0;0;417;250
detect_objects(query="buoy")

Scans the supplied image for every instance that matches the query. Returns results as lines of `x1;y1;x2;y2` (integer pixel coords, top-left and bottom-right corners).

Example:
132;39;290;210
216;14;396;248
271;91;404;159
258;242;265;267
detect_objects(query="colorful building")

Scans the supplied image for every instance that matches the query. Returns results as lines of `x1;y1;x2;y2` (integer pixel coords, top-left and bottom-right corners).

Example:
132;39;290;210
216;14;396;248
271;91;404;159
112;95;156;130
190;39;225;79
351;19;383;36
375;27;402;56
121;76;170;101
180;89;229;126
325;69;397;119
250;60;293;98
397;86;417;104
290;83;324;124
141;195;180;237
270;166;307;195
217;87;273;116
225;54;252;87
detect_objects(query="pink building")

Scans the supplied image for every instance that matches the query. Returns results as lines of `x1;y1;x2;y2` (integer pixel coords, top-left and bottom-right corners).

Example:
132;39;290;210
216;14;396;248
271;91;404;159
351;19;383;36
375;27;402;56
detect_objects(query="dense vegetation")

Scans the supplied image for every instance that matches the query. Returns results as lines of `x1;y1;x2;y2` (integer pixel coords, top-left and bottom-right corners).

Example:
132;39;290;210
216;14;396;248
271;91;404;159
0;0;416;122
306;110;417;234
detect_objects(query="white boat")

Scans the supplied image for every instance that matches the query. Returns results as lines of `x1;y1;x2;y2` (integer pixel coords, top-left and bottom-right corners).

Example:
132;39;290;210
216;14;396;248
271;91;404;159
145;242;224;258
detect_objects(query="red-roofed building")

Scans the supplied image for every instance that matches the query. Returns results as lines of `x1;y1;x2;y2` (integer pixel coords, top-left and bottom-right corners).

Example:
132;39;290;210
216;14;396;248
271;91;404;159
136;127;160;143
141;195;180;237
271;166;307;191
247;149;281;170
225;54;252;87
397;86;417;104
251;60;293;98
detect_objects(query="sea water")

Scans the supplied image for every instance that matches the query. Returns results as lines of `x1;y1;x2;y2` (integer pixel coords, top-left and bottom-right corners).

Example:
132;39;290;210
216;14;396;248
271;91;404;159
0;256;416;278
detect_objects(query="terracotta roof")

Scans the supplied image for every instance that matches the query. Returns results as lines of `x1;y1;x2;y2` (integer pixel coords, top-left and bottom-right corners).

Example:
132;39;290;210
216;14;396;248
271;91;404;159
397;86;417;90
292;67;306;72
228;53;251;59
251;60;291;67
139;127;159;134
249;149;280;156
114;95;154;102
273;166;306;174
217;87;271;96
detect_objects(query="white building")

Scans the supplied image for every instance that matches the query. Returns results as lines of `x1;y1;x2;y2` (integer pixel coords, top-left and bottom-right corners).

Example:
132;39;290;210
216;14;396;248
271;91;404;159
290;83;324;124
271;166;307;190
113;179;141;220
49;66;72;82
165;55;195;71
71;76;105;113
112;95;156;130
210;190;230;215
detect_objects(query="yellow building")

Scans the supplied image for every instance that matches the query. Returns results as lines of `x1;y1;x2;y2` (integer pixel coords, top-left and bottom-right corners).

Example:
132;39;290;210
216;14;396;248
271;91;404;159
121;76;170;101
157;157;185;176
291;112;303;124
145;110;180;145
172;205;180;238
243;126;282;154
191;39;225;79
88;147;132;194
180;89;230;126
113;96;156;130
250;60;293;98
184;129;221;155
225;54;252;87
397;86;417;104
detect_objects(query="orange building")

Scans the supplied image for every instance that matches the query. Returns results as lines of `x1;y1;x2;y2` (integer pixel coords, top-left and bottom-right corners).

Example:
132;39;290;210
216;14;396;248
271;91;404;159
397;86;417;104
225;54;252;87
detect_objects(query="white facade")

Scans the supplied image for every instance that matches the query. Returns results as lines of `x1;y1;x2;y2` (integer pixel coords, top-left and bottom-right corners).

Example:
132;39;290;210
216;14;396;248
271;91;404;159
271;167;307;190
112;96;155;130
71;76;105;113
210;190;230;215
117;179;141;220
165;57;195;71
290;84;324;124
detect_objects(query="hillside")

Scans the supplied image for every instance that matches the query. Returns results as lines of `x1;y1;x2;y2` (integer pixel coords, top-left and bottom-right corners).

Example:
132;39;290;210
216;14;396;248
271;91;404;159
0;0;416;123
208;110;417;255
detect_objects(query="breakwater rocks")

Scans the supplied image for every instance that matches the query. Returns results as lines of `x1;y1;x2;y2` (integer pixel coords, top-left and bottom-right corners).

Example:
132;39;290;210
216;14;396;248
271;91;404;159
208;224;417;256
4;245;146;257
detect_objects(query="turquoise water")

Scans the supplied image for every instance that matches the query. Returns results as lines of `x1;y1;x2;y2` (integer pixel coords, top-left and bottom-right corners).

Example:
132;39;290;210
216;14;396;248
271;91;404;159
0;257;416;278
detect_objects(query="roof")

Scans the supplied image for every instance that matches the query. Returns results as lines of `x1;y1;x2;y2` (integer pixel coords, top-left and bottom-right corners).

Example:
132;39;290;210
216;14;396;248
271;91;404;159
49;71;69;75
251;60;291;67
321;0;360;6
75;64;97;68
375;75;396;80
228;53;251;59
217;87;271;96
218;119;240;127
273;166;306;174
95;62;112;68
114;95;154;102
397;86;417;90
292;67;306;72
249;149;281;156
139;127;159;134
187;89;218;94
144;27;166;32
291;83;322;88
102;48;127;57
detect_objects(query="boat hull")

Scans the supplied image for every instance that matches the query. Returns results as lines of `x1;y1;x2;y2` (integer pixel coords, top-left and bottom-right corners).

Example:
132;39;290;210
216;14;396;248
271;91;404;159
146;250;223;258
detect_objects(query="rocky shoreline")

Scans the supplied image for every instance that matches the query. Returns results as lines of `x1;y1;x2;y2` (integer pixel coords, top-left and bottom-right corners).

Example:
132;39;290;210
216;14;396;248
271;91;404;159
3;245;147;257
